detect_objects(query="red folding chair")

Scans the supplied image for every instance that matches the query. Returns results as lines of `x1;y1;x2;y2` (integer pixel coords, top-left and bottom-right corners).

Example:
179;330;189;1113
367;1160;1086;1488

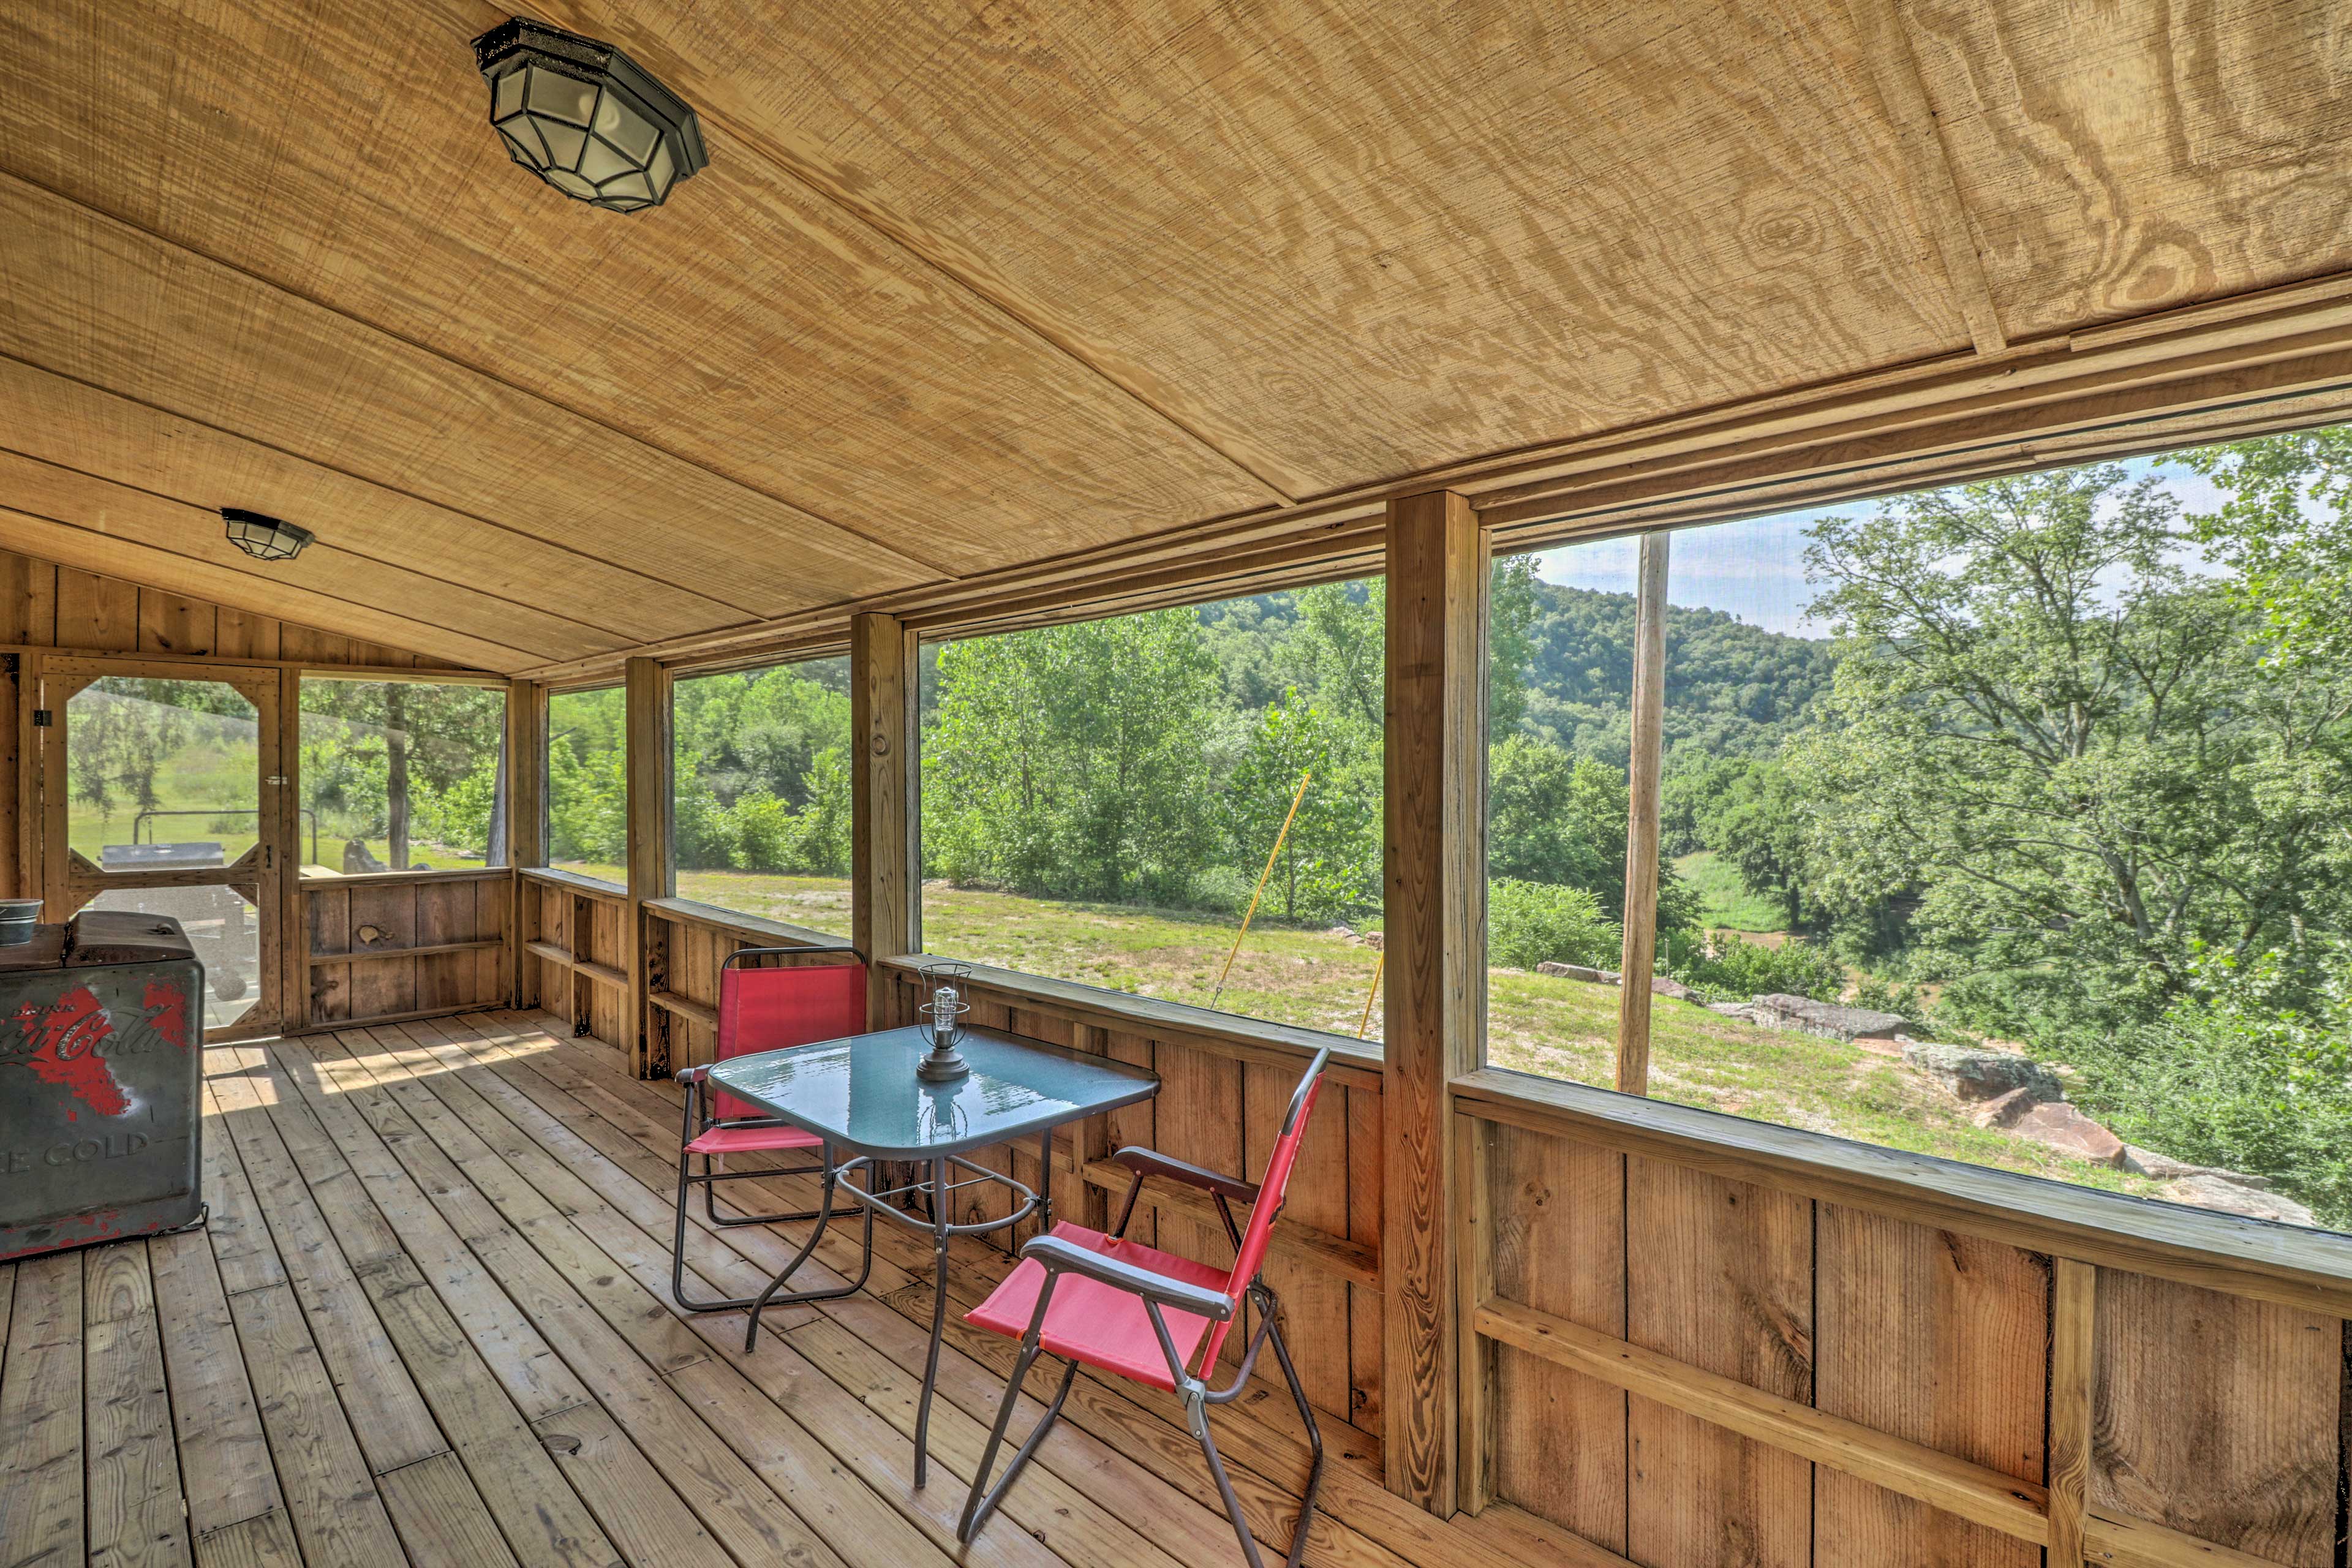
670;945;872;1313
957;1048;1331;1568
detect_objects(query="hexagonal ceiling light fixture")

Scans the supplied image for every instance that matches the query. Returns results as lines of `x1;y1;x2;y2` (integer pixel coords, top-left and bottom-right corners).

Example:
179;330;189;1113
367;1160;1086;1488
221;508;314;562
472;17;708;213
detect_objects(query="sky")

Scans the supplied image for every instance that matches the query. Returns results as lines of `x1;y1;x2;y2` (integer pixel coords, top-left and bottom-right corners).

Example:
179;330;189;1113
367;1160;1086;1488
1526;456;2227;639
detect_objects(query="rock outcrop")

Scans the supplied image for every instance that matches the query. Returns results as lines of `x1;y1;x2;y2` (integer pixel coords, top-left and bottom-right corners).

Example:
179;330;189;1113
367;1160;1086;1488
1749;993;1909;1041
1900;1039;2064;1103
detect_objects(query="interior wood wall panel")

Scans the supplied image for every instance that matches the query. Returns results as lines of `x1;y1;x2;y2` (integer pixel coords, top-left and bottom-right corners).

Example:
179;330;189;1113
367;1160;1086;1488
300;873;508;1030
2090;1270;2343;1566
1461;1099;2352;1568
1487;1123;1628;1554
0;546;467;673
1906;0;2352;341
0;445;612;663
1812;1205;2046;1568
1624;1158;1815;1568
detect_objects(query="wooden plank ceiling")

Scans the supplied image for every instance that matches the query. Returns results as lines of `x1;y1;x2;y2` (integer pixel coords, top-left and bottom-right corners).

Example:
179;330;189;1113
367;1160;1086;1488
1;1;2348;673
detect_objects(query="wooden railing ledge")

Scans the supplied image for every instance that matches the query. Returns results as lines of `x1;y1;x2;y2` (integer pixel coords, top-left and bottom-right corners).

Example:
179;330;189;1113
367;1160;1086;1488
519;865;627;898
645;895;849;950
879;951;1384;1086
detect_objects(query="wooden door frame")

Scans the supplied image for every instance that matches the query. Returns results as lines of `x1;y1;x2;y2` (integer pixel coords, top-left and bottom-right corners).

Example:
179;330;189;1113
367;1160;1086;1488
32;653;291;1041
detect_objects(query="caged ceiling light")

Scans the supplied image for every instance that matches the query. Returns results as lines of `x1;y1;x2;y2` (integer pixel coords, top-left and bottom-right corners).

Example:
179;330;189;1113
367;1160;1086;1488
221;509;313;562
472;17;707;213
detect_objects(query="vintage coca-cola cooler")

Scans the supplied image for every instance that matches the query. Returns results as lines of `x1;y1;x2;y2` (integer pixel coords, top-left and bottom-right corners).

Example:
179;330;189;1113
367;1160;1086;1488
0;910;205;1259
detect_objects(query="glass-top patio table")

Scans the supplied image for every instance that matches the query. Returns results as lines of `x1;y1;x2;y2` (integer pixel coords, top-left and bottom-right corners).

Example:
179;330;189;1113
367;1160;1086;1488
708;1023;1160;1485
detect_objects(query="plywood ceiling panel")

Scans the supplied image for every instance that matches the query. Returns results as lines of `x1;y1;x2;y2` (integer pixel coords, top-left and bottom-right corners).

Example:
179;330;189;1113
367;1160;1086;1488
0;450;614;665
1908;0;2352;341
540;0;1974;496
2;0;2351;669
0;358;732;652
0;0;1275;566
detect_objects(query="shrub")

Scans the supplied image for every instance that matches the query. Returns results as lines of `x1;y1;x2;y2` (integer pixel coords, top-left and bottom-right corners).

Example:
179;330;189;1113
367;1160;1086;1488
2065;952;2352;1229
1672;932;1844;1004
1489;880;1622;971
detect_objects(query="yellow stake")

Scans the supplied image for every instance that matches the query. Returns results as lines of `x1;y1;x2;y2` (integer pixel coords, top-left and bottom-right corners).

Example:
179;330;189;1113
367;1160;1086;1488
1212;769;1311;1006
1356;951;1385;1039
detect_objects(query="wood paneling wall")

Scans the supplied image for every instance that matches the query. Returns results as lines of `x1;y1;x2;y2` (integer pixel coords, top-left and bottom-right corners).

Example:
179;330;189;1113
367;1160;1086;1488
301;869;511;1030
1456;1074;2352;1568
0;547;466;668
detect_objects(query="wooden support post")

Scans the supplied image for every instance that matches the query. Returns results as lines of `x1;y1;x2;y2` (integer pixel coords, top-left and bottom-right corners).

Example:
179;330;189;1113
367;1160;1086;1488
1616;530;1670;1096
1382;488;1487;1513
624;657;672;1078
505;680;545;1009
277;666;304;1031
2048;1259;2096;1568
851;611;919;1028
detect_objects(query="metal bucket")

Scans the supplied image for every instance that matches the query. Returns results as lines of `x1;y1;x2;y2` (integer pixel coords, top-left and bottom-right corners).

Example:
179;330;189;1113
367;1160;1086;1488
0;901;41;947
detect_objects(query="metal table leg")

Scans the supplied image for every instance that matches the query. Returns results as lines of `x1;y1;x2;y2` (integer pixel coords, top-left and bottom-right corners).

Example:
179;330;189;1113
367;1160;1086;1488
741;1149;876;1352
914;1153;952;1488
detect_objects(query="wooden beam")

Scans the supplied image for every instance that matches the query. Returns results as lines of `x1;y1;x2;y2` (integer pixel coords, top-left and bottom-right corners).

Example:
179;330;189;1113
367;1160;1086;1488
1474;1298;2052;1544
1381;488;1487;1513
2048;1259;2096;1567
850;612;919;1028
624;657;673;1077
1615;532;1669;1096
1849;0;2006;355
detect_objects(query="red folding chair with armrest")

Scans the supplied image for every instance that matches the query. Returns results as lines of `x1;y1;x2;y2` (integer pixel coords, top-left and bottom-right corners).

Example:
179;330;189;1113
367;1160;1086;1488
670;945;872;1313
956;1047;1332;1568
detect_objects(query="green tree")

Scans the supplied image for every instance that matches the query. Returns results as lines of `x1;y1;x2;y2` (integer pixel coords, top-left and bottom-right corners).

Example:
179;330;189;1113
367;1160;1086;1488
2183;428;2352;669
924;610;1219;902
1795;463;2352;1031
1224;690;1379;921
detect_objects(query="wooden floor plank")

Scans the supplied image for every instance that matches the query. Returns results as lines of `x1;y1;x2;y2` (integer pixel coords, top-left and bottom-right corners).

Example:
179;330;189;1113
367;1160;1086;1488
239;1044;624;1568
471;1013;1438;1568
423;1014;1257;1568
289;1030;859;1568
337;1027;1022;1568
198;1077;410;1568
150;1226;283;1535
84;1243;194;1568
385;1018;1182;1568
189;1511;304;1568
376;1450;523;1568
267;1039;599;1423
59;1012;1483;1568
0;1251;85;1568
531;1401;729;1568
206;1047;452;1478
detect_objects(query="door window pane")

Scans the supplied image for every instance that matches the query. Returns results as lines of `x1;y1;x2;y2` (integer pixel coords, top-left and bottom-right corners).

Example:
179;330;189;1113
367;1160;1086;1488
82;884;262;1030
65;678;260;873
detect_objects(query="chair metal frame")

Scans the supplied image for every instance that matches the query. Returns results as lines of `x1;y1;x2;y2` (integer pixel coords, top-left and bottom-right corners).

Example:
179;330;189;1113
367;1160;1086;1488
669;943;873;1313
956;1048;1331;1568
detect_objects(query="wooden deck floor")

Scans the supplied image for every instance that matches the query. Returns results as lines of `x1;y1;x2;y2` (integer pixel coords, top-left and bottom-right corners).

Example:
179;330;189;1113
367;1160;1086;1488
0;1011;1582;1568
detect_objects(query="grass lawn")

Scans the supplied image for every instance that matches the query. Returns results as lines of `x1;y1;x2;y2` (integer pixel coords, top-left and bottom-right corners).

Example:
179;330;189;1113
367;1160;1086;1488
1674;849;1790;934
647;867;2163;1200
